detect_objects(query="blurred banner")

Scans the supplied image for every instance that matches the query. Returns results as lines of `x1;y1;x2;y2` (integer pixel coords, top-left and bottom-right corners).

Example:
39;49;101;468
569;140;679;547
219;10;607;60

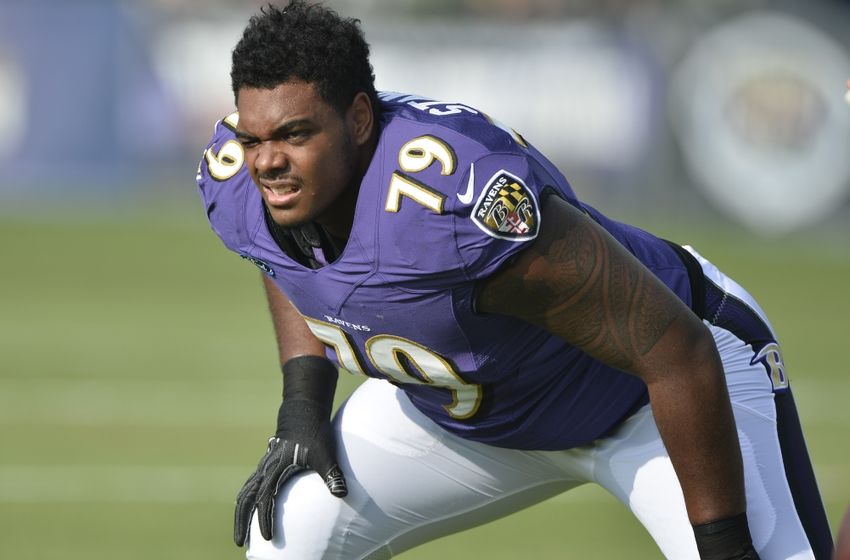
1;0;849;234
671;11;850;236
0;0;183;191
150;16;662;185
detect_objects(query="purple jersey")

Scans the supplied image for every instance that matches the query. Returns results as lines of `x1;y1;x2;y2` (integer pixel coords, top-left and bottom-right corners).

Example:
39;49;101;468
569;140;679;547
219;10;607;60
196;93;695;451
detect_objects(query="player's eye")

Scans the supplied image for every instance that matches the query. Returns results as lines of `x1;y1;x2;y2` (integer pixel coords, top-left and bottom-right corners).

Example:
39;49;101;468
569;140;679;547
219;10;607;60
236;137;258;149
285;129;310;142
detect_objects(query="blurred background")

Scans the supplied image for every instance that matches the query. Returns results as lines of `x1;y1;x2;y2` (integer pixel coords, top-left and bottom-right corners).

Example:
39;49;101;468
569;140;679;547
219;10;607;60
1;0;848;558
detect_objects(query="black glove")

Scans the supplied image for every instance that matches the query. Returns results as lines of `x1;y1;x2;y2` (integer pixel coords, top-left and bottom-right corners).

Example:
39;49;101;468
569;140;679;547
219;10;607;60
693;512;760;560
233;356;348;547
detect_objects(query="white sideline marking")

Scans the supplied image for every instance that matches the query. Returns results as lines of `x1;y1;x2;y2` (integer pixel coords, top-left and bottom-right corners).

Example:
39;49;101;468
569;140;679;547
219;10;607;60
0;465;246;503
0;377;276;427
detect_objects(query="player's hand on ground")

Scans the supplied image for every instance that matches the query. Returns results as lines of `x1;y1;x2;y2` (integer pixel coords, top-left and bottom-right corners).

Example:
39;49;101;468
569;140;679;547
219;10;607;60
233;402;347;547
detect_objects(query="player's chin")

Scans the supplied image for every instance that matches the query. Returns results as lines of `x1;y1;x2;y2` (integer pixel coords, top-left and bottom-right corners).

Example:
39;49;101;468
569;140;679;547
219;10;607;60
265;204;310;229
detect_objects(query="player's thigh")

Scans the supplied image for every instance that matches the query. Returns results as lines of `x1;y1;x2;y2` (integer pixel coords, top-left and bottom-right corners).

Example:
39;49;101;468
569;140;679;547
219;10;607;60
714;324;823;559
248;378;581;560
587;403;699;558
695;249;833;558
589;327;816;559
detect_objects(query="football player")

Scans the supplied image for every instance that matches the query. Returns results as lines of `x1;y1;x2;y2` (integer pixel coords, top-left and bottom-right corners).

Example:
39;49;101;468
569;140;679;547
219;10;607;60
195;2;833;558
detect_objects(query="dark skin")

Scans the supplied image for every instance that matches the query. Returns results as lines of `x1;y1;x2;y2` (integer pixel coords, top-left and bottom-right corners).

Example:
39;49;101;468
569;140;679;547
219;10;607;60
235;81;376;240
240;79;746;527
476;197;745;524
261;273;327;364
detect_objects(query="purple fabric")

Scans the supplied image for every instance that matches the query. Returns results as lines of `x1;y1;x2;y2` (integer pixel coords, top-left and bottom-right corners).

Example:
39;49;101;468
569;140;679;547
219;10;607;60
196;94;713;450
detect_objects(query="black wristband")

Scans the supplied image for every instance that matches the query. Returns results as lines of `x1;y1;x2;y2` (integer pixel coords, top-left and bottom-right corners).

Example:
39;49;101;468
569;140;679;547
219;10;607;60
275;356;339;438
693;512;759;560
275;399;329;438
280;355;338;406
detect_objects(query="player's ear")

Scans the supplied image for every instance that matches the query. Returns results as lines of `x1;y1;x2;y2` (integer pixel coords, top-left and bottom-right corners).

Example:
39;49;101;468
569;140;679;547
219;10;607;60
347;92;374;147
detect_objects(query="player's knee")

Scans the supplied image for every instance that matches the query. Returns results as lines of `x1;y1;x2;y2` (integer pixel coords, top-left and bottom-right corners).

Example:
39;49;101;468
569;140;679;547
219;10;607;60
246;471;350;560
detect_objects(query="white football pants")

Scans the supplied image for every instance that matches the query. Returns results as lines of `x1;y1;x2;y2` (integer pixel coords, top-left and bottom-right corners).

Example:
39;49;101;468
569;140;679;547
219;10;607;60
246;249;825;560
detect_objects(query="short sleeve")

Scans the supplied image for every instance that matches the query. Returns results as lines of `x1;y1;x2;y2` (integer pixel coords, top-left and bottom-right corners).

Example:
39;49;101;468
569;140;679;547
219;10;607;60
454;152;545;280
195;116;254;252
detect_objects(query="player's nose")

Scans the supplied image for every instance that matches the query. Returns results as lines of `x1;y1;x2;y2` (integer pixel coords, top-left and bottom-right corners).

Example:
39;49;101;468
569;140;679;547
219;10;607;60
255;141;289;175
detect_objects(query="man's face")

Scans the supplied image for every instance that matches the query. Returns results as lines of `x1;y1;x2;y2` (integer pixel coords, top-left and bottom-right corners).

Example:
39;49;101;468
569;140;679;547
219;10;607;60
235;80;356;229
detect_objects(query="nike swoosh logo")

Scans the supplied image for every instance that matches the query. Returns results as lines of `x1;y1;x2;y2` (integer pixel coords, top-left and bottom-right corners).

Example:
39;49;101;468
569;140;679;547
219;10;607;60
457;162;475;204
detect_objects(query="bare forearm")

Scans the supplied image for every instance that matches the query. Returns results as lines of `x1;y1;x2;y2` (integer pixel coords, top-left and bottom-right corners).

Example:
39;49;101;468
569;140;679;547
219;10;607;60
643;315;745;523
261;273;326;362
477;197;747;525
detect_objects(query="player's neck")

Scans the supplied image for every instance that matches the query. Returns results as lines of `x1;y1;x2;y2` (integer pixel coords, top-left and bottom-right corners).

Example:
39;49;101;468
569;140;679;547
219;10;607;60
316;131;378;242
317;182;360;242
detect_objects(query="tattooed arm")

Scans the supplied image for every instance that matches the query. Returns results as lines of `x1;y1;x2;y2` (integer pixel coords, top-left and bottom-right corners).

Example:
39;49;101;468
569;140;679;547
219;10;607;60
476;196;745;525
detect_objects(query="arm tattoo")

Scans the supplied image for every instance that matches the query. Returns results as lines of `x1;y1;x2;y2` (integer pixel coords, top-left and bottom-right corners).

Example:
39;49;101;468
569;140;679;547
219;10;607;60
478;201;680;371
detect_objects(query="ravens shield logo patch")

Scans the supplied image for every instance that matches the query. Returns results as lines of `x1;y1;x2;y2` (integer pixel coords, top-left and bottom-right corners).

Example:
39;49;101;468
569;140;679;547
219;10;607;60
471;170;539;241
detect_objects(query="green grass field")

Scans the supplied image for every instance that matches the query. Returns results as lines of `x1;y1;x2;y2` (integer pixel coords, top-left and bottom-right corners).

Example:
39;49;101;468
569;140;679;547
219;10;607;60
1;189;848;559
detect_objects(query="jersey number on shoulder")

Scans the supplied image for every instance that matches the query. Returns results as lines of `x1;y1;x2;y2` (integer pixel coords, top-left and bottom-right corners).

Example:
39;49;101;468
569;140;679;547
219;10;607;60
385;135;455;214
202;113;245;181
304;317;482;420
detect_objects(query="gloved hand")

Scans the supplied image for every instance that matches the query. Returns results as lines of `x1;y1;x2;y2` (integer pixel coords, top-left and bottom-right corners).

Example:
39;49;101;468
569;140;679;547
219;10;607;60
233;356;348;547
